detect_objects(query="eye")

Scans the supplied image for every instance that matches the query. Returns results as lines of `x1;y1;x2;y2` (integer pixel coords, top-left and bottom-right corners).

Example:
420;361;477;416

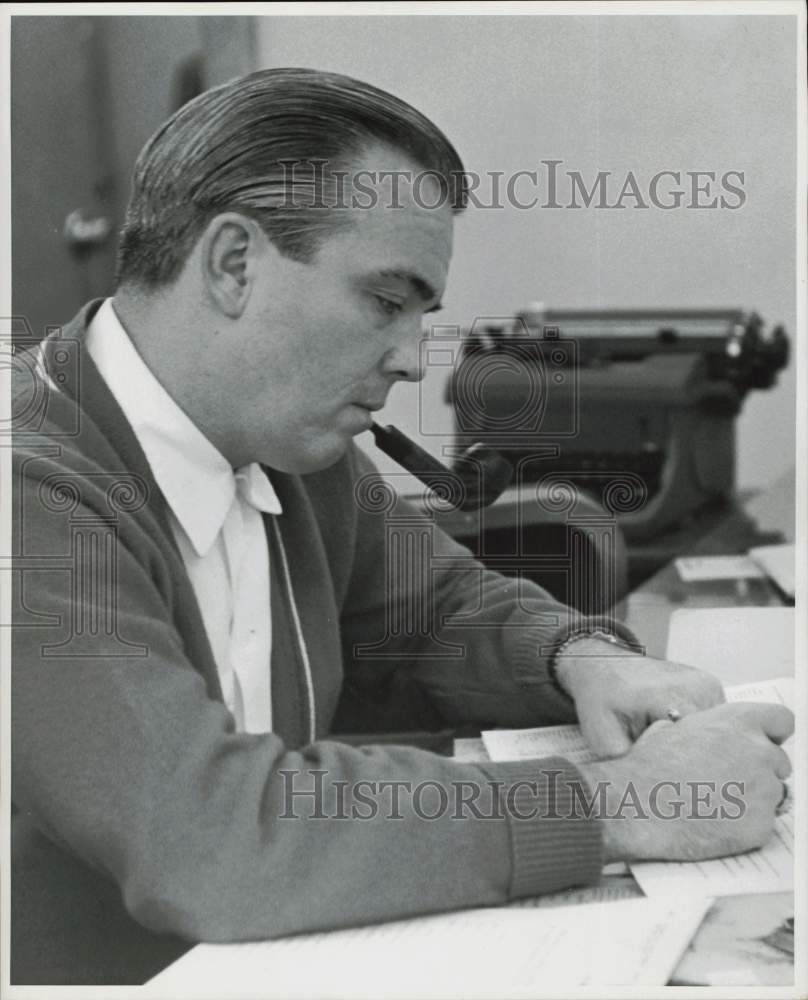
374;295;403;317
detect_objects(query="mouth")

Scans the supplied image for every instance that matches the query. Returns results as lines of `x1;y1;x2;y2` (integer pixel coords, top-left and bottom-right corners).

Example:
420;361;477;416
347;403;380;431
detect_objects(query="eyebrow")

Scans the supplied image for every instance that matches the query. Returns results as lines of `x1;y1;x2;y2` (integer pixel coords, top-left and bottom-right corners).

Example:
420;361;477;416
374;269;444;312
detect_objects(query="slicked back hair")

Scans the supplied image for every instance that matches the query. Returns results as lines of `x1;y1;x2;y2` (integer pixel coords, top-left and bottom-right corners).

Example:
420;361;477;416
115;67;467;288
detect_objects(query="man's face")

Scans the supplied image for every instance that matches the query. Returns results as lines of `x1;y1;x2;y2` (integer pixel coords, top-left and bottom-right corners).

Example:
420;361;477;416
229;154;454;473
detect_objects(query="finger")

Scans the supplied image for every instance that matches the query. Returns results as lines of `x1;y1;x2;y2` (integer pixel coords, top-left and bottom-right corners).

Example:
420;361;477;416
766;771;788;811
645;678;725;722
647;703;695;725
660;663;725;710
741;770;784;815
767;745;792;781
689;671;725;708
579;708;634;759
636;718;676;742
733;703;795;745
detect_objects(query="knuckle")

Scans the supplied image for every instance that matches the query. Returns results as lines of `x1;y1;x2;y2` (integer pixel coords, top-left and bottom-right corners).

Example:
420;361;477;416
779;706;796;735
763;774;783;806
772;747;792;778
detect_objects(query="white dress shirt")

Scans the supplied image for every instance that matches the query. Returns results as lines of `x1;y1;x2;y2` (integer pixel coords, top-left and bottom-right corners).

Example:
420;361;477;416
85;299;281;733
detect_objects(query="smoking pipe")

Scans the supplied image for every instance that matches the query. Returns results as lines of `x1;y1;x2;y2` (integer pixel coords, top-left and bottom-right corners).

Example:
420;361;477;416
371;423;513;511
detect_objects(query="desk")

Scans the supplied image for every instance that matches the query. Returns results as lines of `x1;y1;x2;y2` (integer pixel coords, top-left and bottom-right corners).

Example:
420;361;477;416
151;473;797;990
604;471;795;985
382;470;795;987
620;472;794;659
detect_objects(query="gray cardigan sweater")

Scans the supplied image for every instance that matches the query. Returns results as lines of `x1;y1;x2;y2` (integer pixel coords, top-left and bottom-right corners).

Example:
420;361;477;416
11;301;632;984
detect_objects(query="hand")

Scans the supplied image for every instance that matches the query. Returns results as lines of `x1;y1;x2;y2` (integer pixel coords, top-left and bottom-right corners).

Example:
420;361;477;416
554;638;724;757
578;701;793;863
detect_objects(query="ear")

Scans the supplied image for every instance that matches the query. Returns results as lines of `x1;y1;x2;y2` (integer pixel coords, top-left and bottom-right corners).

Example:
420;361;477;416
199;212;265;319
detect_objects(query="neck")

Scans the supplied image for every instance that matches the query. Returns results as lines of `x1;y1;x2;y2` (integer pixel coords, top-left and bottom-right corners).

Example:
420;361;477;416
111;287;238;466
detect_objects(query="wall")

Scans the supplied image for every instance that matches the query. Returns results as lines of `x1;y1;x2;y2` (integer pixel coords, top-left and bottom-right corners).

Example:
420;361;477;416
10;15;256;340
256;14;797;492
100;16;256;228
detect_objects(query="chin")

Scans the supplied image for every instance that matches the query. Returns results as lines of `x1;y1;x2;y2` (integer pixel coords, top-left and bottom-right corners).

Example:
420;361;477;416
262;431;351;475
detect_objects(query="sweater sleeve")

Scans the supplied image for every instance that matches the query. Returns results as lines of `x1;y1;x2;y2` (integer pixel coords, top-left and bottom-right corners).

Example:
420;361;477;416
12;441;603;944
339;444;639;730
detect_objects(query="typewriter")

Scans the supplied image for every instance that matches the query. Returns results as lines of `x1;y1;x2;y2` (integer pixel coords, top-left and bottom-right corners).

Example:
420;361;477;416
445;307;789;542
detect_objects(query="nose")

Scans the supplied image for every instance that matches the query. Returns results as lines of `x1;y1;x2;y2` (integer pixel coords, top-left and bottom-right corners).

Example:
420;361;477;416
380;318;425;383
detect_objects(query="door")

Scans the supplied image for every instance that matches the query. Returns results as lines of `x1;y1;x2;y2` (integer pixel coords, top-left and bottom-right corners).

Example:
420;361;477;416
10;14;255;342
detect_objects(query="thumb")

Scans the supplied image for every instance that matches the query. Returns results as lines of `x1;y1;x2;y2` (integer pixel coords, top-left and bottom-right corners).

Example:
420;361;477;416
578;705;633;759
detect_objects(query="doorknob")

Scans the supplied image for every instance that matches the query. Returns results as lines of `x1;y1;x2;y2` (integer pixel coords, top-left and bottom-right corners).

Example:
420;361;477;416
63;209;112;251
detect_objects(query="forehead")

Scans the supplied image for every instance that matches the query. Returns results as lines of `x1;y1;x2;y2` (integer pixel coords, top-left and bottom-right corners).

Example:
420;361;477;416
318;198;454;297
313;147;455;293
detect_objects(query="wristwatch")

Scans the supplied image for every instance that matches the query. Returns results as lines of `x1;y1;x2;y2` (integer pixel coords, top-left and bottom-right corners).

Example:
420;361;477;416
547;628;639;699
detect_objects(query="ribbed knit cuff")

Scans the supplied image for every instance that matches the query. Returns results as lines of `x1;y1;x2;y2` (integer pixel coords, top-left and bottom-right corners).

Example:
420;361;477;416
512;615;642;689
477;756;604;899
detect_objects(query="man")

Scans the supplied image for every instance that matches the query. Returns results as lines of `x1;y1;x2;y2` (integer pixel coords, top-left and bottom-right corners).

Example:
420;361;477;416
11;68;792;985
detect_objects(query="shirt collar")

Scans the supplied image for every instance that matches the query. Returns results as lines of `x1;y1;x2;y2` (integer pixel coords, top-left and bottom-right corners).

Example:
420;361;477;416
85;299;281;556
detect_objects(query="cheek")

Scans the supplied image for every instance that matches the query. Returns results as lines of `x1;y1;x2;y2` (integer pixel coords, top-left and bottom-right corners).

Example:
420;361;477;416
249;294;386;404
311;313;387;379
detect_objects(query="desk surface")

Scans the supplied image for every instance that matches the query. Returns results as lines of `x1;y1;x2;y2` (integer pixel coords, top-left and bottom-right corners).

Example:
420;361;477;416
451;470;796;989
153;471;797;990
620;473;794;659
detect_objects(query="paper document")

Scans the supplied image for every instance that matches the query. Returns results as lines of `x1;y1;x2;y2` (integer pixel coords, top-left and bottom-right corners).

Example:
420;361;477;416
666;606;794;685
630;677;795;899
482;678;795;901
509;873;642;908
482;720;594;763
482;677;793;764
147;897;710;996
631;812;793;900
749;543;795;598
675;554;766;582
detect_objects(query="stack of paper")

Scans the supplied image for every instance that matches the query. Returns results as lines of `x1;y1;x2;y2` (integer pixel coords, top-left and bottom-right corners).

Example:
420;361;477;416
148;897;711;995
631;812;793;899
482;721;594;764
482;677;795;902
147;609;795;993
630;677;794;899
749;543;796;598
674;554;766;583
666;606;794;684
